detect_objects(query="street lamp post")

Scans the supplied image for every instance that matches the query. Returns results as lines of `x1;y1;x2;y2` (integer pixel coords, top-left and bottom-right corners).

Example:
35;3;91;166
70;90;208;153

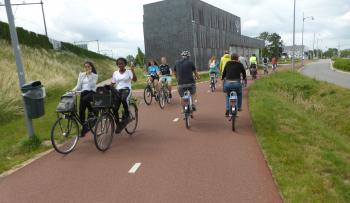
292;0;296;70
192;20;198;69
301;12;314;66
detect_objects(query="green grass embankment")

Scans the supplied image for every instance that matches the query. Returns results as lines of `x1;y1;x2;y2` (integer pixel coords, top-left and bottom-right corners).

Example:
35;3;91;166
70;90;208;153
333;58;350;71
249;70;350;202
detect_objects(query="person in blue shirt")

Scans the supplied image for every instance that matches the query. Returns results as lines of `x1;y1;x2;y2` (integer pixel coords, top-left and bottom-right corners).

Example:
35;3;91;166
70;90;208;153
147;59;160;92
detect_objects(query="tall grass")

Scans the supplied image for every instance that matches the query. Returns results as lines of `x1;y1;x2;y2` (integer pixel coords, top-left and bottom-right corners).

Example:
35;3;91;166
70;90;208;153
0;40;115;123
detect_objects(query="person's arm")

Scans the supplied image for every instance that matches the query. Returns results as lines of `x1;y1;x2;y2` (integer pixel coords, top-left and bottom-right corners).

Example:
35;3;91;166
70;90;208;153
72;73;82;91
192;62;200;80
221;64;227;80
173;65;177;78
131;66;137;82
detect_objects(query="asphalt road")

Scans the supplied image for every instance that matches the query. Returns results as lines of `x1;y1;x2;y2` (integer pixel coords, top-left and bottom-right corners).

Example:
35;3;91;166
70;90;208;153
300;59;350;89
0;81;282;203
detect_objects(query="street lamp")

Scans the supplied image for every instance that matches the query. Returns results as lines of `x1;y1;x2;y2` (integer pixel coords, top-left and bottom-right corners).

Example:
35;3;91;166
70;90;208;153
191;20;198;68
301;12;314;66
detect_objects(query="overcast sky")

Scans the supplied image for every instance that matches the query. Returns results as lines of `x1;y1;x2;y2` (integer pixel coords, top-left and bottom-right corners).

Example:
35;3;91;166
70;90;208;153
1;0;349;57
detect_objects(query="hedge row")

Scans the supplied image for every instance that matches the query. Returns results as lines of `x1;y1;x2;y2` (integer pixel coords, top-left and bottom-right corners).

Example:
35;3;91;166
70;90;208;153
0;21;111;60
0;21;53;49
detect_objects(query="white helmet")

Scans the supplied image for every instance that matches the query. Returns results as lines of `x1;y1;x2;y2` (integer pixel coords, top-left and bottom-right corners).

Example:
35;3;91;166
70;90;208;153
180;50;191;57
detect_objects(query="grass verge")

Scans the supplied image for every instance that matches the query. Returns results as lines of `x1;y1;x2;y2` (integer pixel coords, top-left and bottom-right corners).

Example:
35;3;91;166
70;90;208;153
249;70;350;202
333;58;350;71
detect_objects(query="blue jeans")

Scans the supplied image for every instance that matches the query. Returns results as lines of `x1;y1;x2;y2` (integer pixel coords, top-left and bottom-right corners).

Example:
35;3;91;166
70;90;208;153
224;81;242;110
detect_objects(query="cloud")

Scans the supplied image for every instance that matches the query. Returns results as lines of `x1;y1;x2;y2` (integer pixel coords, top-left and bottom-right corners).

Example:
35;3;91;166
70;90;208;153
1;0;350;55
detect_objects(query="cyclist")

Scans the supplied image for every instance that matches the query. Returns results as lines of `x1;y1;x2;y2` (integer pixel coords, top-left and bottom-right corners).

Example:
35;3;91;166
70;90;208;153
219;50;231;74
222;53;246;116
158;57;173;99
173;51;200;111
271;55;278;71
72;61;98;136
147;59;160;93
249;54;258;77
208;56;219;82
111;57;137;133
263;56;269;74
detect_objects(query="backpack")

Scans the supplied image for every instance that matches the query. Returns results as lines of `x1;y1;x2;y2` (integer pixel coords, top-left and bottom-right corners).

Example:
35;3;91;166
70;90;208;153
263;57;268;63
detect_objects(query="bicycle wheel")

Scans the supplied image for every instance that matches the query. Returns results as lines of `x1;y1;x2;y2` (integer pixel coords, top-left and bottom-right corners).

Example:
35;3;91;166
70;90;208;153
211;82;215;92
125;103;138;135
231;107;237;132
185;112;190;129
51;115;79;154
143;86;152;105
94;113;114;152
158;89;166;109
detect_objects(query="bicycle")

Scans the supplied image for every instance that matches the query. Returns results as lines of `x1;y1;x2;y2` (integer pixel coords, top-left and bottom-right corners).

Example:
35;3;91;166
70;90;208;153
209;73;216;92
250;64;257;80
158;76;171;109
143;75;158;105
228;91;238;131
263;63;269;75
92;86;138;152
51;91;98;154
182;88;194;129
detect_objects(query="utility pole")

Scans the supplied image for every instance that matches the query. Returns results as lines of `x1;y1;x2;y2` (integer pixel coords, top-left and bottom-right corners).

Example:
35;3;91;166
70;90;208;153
312;32;315;59
40;0;47;37
292;0;296;70
5;0;34;138
0;1;48;37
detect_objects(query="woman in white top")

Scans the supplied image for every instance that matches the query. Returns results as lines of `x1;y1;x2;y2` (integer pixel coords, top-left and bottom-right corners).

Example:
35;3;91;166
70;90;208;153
111;57;137;133
73;61;98;123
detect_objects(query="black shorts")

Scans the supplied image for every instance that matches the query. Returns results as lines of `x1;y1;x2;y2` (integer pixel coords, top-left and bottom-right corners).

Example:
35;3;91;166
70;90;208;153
178;84;196;97
150;75;159;81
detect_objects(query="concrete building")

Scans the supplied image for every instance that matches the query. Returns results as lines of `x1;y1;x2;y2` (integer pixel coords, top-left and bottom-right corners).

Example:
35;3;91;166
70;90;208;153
283;45;309;59
143;0;264;70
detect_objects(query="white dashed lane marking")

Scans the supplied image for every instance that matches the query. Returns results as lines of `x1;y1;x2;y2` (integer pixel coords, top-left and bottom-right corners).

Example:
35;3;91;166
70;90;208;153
128;163;142;174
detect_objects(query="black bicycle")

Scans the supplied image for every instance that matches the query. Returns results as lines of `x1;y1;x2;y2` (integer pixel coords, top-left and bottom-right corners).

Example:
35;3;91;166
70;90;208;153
209;73;216;92
182;89;194;129
228;91;238;131
143;75;158;105
158;77;171;109
51;91;98;154
92;86;138;152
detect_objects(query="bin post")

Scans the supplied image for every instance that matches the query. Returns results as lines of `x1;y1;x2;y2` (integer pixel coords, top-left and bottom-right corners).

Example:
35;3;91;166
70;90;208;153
5;0;34;138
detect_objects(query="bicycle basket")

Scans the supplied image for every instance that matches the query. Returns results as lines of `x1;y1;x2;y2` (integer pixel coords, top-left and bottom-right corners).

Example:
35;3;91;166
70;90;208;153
92;86;113;108
56;93;76;112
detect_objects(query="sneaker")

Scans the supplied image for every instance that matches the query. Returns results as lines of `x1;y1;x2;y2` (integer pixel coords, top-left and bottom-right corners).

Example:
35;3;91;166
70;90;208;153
225;110;229;117
115;124;123;134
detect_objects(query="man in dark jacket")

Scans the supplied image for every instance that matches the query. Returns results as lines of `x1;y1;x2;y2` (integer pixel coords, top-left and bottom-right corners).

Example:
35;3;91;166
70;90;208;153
222;53;247;116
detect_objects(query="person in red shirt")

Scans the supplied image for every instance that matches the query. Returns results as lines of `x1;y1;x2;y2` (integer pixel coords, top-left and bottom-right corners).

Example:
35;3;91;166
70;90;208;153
271;56;278;71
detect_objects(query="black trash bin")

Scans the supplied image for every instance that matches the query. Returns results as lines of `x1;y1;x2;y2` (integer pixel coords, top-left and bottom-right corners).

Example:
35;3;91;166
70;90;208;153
21;81;46;119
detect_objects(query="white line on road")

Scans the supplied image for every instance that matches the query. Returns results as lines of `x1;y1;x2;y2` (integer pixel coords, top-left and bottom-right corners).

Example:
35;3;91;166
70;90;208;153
128;163;142;174
173;118;179;122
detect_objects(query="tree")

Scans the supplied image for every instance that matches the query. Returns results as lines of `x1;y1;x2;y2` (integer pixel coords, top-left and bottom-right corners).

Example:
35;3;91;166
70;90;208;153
340;49;350;58
135;47;145;66
126;55;135;65
324;48;338;58
257;32;284;58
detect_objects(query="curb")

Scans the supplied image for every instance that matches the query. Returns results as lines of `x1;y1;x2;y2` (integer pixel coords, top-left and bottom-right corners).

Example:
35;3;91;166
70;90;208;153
0;149;54;179
330;60;350;75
